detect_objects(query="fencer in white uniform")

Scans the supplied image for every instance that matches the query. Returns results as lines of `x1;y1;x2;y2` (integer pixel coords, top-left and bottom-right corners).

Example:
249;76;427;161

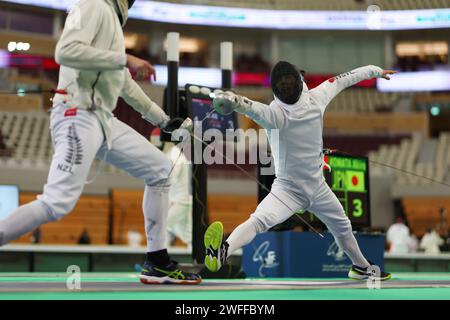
205;61;396;280
165;144;193;248
150;130;193;248
0;0;200;284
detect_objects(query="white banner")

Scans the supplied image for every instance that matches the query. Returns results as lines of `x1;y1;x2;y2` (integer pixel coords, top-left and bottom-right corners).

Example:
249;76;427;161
153;65;221;88
1;0;450;30
377;70;450;92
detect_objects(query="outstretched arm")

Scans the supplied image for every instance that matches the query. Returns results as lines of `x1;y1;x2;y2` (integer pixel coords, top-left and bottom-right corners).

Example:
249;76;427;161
120;69;169;128
213;92;284;129
310;65;397;111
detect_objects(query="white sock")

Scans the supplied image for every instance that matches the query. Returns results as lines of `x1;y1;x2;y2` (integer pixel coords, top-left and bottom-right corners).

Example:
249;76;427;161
0;200;54;245
335;232;370;268
143;184;169;252
226;217;265;257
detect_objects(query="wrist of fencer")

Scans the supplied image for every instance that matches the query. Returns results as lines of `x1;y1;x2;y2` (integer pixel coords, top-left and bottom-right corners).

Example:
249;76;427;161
141;111;169;128
236;95;252;111
372;66;383;78
158;117;170;129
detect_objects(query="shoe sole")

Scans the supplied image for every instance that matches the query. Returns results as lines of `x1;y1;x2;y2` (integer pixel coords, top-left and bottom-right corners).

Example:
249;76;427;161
204;221;224;272
348;270;392;281
139;275;202;285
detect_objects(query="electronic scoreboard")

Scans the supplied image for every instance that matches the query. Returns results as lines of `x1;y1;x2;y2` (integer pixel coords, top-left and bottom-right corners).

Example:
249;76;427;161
185;84;237;137
323;153;370;227
264;153;371;230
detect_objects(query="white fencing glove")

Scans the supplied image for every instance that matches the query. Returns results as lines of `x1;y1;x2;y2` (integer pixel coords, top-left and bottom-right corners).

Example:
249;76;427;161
212;91;252;115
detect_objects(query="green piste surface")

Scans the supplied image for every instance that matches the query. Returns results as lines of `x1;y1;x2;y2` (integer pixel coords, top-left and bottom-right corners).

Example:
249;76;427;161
1;273;450;300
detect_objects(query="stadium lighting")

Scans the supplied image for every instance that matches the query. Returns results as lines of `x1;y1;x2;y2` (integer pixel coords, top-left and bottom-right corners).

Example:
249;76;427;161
7;41;31;52
430;106;441;116
7;42;16;52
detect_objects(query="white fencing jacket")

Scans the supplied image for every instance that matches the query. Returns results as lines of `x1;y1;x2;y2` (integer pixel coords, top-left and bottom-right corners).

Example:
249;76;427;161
53;0;169;148
238;65;383;198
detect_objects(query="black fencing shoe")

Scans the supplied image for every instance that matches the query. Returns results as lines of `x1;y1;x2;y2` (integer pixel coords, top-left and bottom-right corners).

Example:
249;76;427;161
204;221;229;272
348;262;392;281
139;260;202;285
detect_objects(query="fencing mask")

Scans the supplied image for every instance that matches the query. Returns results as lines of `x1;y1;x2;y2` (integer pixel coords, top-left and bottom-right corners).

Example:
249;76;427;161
128;0;135;8
270;61;303;105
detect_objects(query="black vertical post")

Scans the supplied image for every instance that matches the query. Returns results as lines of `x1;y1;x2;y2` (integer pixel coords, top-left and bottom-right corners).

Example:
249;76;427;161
221;70;232;90
162;32;179;142
220;42;233;90
191;144;208;264
191;43;233;263
167;61;179;118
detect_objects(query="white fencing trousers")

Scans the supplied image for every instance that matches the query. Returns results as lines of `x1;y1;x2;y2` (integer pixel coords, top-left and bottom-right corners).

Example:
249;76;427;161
166;200;193;247
1;106;171;250
226;179;369;267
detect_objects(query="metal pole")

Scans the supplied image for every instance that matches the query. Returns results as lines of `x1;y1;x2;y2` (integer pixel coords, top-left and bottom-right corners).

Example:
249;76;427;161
166;32;179;118
220;42;233;89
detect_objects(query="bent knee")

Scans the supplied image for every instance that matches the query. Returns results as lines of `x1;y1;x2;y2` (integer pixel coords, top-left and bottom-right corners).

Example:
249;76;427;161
327;214;352;238
37;195;78;220
248;214;271;233
144;158;172;187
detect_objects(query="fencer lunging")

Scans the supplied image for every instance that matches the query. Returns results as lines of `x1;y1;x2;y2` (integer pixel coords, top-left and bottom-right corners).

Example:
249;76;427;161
0;0;200;284
205;61;396;281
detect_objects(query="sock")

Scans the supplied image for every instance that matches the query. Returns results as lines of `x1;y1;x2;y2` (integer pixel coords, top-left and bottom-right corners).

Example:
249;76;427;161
0;200;54;246
146;249;170;267
142;184;169;252
335;232;370;268
226;217;265;257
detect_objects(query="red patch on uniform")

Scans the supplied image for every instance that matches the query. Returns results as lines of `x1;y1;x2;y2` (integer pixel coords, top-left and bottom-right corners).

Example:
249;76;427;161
328;77;335;83
352;176;359;186
64;108;77;117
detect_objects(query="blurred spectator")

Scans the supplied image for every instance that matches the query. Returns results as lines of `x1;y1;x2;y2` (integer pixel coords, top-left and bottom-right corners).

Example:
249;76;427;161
0;134;6;151
395;54;447;72
31;228;41;244
386;215;414;253
437;207;450;252
127;230;142;247
0;133;12;157
236;53;270;73
78;228;91;245
436;207;449;237
420;228;444;254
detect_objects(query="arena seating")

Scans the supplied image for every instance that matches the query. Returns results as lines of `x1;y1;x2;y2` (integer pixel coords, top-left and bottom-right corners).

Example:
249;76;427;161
207;194;257;235
323;112;429;135
402;197;450;237
326;90;401;113
0;131;12;157
324;134;410;158
414;93;450;112
162;0;449;10
369;132;450;185
111;189;145;245
0;111;52;163
0;94;43;112
12;193;110;245
0;111;123;173
111;189;256;245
